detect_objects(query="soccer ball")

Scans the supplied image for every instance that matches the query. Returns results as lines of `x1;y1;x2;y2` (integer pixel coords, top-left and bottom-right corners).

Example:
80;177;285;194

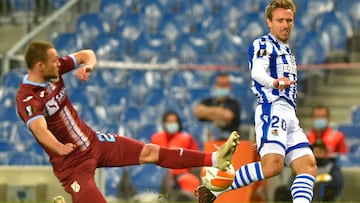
200;165;235;191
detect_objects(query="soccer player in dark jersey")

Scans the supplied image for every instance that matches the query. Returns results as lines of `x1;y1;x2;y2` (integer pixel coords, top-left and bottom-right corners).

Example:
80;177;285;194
16;40;240;203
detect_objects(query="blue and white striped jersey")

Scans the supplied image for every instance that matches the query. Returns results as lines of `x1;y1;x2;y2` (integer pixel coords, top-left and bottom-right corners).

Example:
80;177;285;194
248;33;297;109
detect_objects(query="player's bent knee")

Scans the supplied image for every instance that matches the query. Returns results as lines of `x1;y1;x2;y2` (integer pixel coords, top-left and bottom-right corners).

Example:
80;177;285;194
291;154;317;176
139;143;160;164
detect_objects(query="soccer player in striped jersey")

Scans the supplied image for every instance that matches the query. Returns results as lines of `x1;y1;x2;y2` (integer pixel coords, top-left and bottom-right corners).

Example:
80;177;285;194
196;0;317;202
16;40;240;203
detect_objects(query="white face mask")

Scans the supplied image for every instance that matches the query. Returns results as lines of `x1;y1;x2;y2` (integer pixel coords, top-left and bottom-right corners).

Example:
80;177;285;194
165;122;179;134
212;87;230;98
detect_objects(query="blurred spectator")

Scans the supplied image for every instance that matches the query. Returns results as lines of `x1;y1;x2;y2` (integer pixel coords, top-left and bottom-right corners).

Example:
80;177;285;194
274;141;344;202
307;105;348;155
150;111;200;201
193;73;240;141
312;141;344;202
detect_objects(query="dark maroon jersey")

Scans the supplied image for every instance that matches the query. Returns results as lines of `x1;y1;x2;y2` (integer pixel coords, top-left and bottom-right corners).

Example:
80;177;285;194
16;55;96;166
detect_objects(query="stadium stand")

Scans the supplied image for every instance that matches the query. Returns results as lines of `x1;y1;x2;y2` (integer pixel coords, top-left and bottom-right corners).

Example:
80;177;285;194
1;0;360;201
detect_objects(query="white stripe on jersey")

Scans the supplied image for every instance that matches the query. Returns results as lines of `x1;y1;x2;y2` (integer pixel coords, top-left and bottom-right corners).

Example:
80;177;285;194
249;33;297;109
61;106;90;151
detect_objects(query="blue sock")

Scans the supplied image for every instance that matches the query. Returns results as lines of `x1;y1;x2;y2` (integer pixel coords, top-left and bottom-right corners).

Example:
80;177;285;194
231;161;264;189
291;174;315;203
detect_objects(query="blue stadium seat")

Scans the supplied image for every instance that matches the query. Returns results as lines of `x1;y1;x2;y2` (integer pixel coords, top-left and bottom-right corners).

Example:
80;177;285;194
0;141;14;165
129;164;166;193
143;88;165;108
352;105;360;124
156;13;182;46
14;123;36;147
29;142;49;165
76;13;109;48
174;33;211;64
139;0;164;33
189;88;210;104
0;121;16;142
8;151;43;165
136;123;159;143
214;32;246;66
53;32;79;57
236;12;267;47
0;87;17;107
337;154;360;167
0;106;20;122
48;0;67;10
166;70;207;89
126;70;164;89
104;167;123;198
1;69;25;88
315;12;353;51
93;33;129;61
116;13;144;45
296;0;335;31
335;0;360;31
336;124;360;154
9;0;34;12
295;32;329;64
122;107;143;132
132;33;169;63
99;0;125;30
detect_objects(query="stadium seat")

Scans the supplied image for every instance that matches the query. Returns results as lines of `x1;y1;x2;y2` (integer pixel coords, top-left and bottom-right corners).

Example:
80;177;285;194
174;33;211;64
14;122;37;147
104;167;124;198
53;32;79;57
214;32;246;66
139;0;164;33
126;69;164;90
1;69;25;88
352;105;360;124
116;13;144;45
0;121;16;142
76;13;110;48
8;151;43;165
131;33;170;63
236;12;267;47
136;123;159;143
315;12;353;51
143;88;165;108
156;13;182;47
335;0;360;31
99;0;125;30
295;0;335;31
0;106;20;122
128;164;166;194
0;141;14;165
0;87;17;107
121;107;143;132
336;124;360;154
92;33;129;61
9;0;34;12
295;32;329;64
337;154;360;167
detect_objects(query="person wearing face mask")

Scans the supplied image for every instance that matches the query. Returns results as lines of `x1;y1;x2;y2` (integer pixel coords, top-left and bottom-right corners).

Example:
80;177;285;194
151;111;201;201
193;73;241;141
307;105;348;155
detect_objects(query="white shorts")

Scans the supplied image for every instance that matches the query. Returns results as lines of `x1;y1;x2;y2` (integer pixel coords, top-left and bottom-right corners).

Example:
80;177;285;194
254;100;314;166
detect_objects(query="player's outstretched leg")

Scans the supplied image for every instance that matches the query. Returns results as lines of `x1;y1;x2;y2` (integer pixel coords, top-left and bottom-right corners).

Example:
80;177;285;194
195;185;216;203
215;131;240;170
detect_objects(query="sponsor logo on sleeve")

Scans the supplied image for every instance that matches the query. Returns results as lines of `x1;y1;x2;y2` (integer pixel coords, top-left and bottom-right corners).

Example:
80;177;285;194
25;105;35;116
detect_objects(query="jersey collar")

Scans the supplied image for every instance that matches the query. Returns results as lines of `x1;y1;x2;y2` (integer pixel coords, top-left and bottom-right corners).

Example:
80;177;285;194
23;74;49;87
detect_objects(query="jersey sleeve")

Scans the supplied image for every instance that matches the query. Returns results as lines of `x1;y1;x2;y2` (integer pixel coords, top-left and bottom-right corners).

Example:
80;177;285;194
249;39;275;88
58;55;78;75
17;95;45;128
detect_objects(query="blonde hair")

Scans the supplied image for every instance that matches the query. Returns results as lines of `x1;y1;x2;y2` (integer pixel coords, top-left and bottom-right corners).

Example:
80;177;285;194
265;0;296;20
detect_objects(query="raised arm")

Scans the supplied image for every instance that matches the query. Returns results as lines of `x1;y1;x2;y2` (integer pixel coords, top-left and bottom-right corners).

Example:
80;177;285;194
73;49;97;81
